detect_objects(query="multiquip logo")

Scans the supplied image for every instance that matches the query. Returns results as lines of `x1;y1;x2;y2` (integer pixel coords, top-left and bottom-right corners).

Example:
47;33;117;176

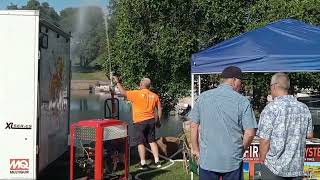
10;159;29;174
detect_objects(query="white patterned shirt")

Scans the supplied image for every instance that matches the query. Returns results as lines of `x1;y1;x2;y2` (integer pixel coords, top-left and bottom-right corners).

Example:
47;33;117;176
257;95;313;177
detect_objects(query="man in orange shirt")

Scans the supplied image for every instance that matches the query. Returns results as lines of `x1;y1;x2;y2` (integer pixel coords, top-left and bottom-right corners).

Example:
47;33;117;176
112;76;162;169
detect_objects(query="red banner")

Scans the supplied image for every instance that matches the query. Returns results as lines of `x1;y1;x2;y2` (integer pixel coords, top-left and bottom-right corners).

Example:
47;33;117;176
243;144;320;162
243;144;260;161
305;145;320;162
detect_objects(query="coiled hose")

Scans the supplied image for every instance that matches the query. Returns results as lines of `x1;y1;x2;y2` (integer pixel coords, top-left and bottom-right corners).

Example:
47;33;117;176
134;147;186;180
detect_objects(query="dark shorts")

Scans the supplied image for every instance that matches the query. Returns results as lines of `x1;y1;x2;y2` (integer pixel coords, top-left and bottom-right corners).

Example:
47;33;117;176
132;119;155;145
261;164;302;180
199;163;243;180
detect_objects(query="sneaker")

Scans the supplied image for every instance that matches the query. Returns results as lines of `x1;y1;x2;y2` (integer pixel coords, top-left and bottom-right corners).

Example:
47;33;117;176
154;161;161;168
138;163;149;170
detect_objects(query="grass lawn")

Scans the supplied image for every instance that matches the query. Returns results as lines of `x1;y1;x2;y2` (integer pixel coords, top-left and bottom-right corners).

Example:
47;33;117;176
129;160;249;180
72;71;107;80
244;172;249;180
132;161;199;180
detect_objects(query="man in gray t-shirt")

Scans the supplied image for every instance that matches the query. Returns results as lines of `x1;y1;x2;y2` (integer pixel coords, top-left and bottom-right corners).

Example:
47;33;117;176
189;66;257;180
258;73;313;179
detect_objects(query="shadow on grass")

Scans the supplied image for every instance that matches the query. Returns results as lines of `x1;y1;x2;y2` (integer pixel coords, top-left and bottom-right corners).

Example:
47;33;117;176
38;147;173;180
136;169;170;180
39;151;70;180
129;163;171;180
129;149;170;180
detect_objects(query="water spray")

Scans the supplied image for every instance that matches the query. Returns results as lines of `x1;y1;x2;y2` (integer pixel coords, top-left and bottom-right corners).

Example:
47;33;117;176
103;6;112;86
102;4;117;118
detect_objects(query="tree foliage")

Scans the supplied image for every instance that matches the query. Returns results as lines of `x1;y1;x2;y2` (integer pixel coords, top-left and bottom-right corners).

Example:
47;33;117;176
248;0;320;30
7;0;320;112
245;0;320;112
74;7;106;68
106;0;320;112
57;6;107;69
108;0;247;112
7;0;60;25
7;0;106;70
59;8;79;33
198;0;320;113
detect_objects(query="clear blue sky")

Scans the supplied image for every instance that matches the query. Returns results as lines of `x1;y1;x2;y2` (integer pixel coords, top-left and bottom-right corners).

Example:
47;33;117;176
0;0;108;12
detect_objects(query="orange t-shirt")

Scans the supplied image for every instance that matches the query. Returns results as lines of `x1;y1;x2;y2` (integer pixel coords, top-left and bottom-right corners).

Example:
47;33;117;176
127;89;160;123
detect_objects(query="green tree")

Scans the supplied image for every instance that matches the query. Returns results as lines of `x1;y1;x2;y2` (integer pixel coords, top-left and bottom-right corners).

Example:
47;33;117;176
245;0;320;112
6;0;60;25
39;2;61;24
22;0;40;9
247;0;320;30
59;8;79;33
7;1;106;70
59;6;106;69
7;3;18;10
109;0;247;112
77;6;106;68
107;0;320;113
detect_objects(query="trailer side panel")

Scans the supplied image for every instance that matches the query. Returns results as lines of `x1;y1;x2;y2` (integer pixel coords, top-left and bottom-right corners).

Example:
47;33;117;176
38;20;71;172
0;10;39;179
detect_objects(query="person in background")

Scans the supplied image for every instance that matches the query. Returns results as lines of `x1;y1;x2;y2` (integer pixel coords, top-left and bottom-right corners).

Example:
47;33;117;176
189;66;257;180
257;73;313;180
112;76;162;169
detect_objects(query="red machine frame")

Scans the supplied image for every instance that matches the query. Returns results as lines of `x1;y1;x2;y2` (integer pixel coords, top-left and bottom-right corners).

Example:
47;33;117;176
70;119;129;180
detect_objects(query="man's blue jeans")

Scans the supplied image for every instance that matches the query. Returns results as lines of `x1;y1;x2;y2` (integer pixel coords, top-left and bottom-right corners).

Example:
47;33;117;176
199;163;243;180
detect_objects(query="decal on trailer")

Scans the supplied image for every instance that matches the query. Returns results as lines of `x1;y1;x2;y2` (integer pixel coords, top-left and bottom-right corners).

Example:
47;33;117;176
5;122;32;130
48;56;67;113
9;159;29;174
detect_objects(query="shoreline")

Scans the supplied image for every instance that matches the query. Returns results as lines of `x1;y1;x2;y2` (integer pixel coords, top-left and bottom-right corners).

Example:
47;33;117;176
71;79;110;90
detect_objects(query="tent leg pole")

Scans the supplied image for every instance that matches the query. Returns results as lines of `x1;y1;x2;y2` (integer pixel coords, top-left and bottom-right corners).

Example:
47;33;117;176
191;74;194;108
198;75;201;95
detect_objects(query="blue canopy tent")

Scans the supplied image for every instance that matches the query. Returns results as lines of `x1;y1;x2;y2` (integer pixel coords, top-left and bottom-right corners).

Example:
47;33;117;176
190;19;320;106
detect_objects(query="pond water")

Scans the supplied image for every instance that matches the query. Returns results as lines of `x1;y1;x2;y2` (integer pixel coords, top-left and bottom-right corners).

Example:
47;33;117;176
70;90;183;144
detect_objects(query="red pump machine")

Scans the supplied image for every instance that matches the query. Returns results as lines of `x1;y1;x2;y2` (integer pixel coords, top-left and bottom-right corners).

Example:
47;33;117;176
70;119;129;180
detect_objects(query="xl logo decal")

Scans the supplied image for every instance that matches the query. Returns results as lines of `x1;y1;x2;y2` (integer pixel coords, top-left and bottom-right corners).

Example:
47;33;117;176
5;122;32;130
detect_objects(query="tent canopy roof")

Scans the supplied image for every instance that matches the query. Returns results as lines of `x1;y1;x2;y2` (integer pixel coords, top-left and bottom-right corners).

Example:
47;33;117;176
191;19;320;74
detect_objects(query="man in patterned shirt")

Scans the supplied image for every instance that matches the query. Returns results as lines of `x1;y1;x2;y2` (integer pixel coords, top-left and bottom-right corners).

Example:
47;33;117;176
258;73;314;180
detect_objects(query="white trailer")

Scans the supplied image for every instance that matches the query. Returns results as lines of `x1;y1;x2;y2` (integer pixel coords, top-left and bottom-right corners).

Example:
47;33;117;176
0;10;71;179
